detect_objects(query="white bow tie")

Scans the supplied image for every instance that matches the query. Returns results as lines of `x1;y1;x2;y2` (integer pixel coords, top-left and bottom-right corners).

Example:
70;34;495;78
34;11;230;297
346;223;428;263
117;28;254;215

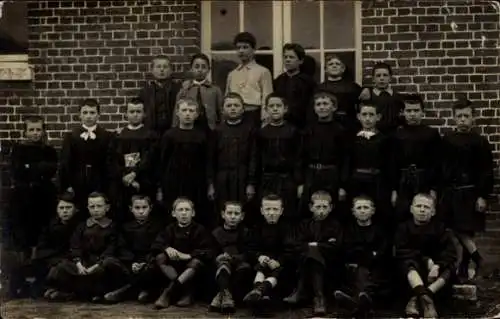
357;130;376;139
80;129;96;140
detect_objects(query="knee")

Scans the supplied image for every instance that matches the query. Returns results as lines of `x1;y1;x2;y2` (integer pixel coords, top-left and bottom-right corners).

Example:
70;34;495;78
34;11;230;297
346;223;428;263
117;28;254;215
187;258;203;270
155;253;167;265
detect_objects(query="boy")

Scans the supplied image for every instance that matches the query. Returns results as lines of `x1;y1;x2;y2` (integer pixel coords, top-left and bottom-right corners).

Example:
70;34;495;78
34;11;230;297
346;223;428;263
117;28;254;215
46;192;127;301
299;90;347;218
257;93;302;223
395;193;457;318
440;98;493;281
334;196;389;317
392;94;441;221
59;98;115;215
175;53;223;131
344;101;393;227
110;98;158;222
104;195;163;303
156;98;210;226
209;201;252;313
243;194;289;311
273;43;316;129
138;55;182;135
359;62;405;134
151;197;213;309
226;32;273;128
284;191;342;316
207;93;257;221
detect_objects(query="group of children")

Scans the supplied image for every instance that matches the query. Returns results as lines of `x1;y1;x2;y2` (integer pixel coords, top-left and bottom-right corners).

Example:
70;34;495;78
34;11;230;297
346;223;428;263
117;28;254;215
1;31;495;318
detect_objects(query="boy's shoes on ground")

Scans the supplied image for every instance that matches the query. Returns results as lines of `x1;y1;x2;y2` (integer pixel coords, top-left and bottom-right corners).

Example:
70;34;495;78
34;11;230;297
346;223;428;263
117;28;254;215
420;294;438;318
313;294;326;316
47;290;74;302
176;292;192;307
334;290;358;310
208;292;222;312
221;289;235;313
283;288;306;305
137;290;150;303
244;287;263;303
405;296;419;317
154;283;175;309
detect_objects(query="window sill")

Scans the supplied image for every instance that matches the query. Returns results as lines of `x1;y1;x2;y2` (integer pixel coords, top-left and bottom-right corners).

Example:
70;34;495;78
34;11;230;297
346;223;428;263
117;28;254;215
0;55;32;81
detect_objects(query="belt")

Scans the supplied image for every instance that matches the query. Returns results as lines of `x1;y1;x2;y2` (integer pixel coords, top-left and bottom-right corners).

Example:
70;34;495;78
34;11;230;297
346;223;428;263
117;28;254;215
309;164;336;170
355;168;380;174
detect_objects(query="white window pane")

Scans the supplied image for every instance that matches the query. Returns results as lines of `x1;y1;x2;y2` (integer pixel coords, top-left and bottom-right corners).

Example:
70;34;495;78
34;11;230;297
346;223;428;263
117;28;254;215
323;1;355;49
211;1;240;50
291;2;320;49
244;1;273;49
211;53;240;93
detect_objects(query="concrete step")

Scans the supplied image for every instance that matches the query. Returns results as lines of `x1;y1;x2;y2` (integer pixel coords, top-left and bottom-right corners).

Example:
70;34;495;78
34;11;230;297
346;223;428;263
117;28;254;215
452;284;477;301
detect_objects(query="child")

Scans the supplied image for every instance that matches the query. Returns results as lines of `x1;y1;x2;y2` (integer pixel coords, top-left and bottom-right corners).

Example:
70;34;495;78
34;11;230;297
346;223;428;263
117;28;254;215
207;93;257;221
7;115;58;256
226;32;273;128
359;62;405;134
138;55;182;135
156;98;210;226
273;43;316;129
284;191;342;316
243;194;289;310
440;98;493;281
59;98;115;215
318;54;362;133
209;201;252;313
334;196;389;317
104;195;163;303
395;193;457;318
47;192;127;301
299;90;348;218
175;53;223;131
344;101;393;228
151;197;213;309
257;93;302;223
392;94;441;221
110;98;158;222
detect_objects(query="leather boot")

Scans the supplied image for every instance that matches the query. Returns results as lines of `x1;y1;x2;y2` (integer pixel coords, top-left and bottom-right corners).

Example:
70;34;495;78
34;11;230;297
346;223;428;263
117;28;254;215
154;281;177;309
283;274;307;305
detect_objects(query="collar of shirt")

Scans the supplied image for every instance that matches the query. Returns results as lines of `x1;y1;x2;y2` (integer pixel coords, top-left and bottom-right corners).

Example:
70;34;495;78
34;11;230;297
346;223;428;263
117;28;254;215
86;217;112;228
82;124;97;132
372;87;394;96
236;59;258;71
192;79;210;87
357;130;377;139
127;124;144;130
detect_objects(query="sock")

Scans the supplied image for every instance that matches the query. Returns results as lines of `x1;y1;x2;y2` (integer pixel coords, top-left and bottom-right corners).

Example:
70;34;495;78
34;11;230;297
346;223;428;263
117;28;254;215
470;250;482;264
412;284;427;297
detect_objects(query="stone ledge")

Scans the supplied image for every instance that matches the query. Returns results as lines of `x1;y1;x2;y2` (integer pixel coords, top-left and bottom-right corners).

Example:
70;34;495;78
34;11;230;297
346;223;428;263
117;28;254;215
0;62;33;81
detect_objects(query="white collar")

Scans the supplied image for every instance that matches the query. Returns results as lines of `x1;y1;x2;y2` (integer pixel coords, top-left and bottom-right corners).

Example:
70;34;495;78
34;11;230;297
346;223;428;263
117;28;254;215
82;124;97;131
193;79;208;86
127;124;144;130
372;87;394;96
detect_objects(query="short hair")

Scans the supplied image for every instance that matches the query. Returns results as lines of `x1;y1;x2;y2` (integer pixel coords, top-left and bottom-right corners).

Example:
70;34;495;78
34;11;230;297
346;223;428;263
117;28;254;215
58;191;76;205
176;98;199;111
223;201;243;211
402;94;424;110
352;195;375;206
23;115;45;131
127;97;144;106
372;62;393;76
79;98;100;113
233;32;256;49
190;53;211;67
152;55;171;63
172;197;195;211
130;194;152;206
452;97;473;113
223;92;244;106
313;90;338;107
88;191;109;204
261;193;283;203
265;92;287;107
357;100;378;113
310;190;333;204
412;193;436;206
282;43;306;61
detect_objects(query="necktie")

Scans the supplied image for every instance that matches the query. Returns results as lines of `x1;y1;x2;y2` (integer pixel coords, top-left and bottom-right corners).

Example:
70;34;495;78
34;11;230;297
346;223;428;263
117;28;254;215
80;128;96;140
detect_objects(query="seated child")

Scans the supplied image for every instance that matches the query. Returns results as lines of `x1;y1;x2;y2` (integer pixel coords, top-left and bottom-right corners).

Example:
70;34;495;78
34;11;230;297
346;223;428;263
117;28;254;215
104;195;163;303
395;193;457;318
334;195;389;317
209;201;252;313
46;192;127;302
284;191;342;316
151;197;213;309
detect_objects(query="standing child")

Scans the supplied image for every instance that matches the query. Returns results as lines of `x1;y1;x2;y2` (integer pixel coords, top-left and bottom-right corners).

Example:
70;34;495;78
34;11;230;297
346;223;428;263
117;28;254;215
392;94;441;221
257;93;302;223
151;197;213;309
440;98;493;281
175;53;223;131
139;55;182;135
209;201;252;313
273;43;316;129
284;191;342;316
59;99;115;215
111;98;158;222
157;98;210;226
226;32;273;128
395;193;457;318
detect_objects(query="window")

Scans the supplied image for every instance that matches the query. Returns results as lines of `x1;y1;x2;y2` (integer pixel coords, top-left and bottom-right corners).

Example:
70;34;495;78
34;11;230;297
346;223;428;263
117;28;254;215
201;0;361;91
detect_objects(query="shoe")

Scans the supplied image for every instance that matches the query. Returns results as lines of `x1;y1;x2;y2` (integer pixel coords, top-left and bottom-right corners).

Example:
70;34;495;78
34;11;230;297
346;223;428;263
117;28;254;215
334;290;358;310
137;291;150;303
405;296;419;317
209;292;222;312
176;293;192;307
221;289;235;313
313;294;326;316
420;294;438;318
43;288;57;299
244;287;263;303
283;288;306;305
154;283;174;309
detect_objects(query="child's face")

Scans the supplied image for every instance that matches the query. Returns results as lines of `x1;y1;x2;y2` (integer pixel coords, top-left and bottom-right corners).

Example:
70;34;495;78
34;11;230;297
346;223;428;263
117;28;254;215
266;97;287;122
88;196;109;220
152;58;172;80
314;96;336;119
410;195;435;224
283;49;302;72
80;105;99;127
126;103;145;126
223;97;245;120
57;200;76;222
357;105;380;130
172;201;195;226
131;199;151;221
403;102;424;125
260;199;283;224
221;204;244;228
25;121;44;142
310;198;332;221
325;57;345;78
352;199;375;223
373;68;391;89
176;102;199;125
454;107;473;131
235;42;254;63
191;58;210;81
